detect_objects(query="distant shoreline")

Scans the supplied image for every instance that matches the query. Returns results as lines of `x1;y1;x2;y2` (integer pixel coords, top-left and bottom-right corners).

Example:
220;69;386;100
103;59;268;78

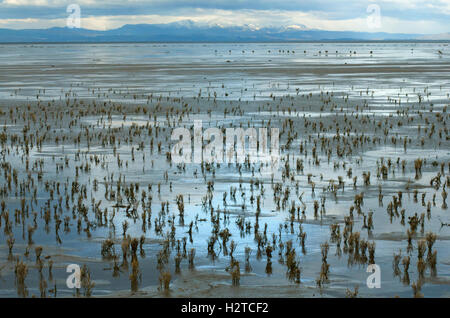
0;40;449;45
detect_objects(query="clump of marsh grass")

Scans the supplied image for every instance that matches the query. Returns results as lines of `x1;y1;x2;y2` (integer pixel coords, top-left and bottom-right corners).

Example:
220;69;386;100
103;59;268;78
345;286;359;298
363;171;371;186
130;257;141;293
112;257;121;278
130;238;139;262
428;250;437;277
367;211;374;231
417;239;426;261
175;253;182;274
7;236;14;260
230;260;240;287
27;225;35;245
299;231;307;255
402;256;410;285
442;188;447;209
412;280;423;298
229;240;236;260
367;242;376;265
245;247;252;273
265;245;273;275
317;242;330;286
406;229;414;253
393;251;402;277
80;265;95;297
39;275;47;298
417;258;426;279
414;158;423;179
139;235;146;258
188;248;195;270
219;228;231;256
285;241;301;284
48;259;53;282
14;260;28;297
330;223;340;243
358;239;368;264
313;200;319;219
176;194;185;224
122;220;129;237
101;238;115;260
35;246;43;265
121;237;130;268
158;271;171;293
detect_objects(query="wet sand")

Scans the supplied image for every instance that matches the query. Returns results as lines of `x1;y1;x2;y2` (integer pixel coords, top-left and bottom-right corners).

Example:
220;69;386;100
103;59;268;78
0;42;449;298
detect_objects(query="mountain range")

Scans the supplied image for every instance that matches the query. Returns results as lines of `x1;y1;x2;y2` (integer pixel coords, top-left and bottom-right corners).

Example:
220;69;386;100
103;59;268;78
0;20;448;42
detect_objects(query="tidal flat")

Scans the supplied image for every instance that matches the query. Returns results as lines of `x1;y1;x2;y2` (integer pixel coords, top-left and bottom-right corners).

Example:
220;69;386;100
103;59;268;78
0;42;449;298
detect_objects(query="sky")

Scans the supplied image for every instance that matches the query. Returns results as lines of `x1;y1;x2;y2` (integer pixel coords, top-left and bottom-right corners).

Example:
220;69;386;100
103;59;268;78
0;0;449;34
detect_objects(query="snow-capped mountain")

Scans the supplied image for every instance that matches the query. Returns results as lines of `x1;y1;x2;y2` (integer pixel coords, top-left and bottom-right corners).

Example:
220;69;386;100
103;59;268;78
0;20;428;42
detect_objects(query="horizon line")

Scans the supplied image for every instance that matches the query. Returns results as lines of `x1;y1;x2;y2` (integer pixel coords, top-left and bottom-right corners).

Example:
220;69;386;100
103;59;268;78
1;40;450;45
0;23;446;36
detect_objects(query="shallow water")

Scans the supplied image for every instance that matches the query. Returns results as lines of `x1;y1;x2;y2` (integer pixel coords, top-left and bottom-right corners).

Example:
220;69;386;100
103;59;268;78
0;42;449;298
0;42;449;102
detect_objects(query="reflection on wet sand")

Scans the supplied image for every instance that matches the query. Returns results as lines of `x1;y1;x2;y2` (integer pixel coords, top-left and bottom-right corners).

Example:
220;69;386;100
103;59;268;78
0;42;449;298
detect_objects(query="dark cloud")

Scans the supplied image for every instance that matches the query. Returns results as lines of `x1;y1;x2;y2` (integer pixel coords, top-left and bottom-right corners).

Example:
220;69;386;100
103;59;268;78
0;0;448;30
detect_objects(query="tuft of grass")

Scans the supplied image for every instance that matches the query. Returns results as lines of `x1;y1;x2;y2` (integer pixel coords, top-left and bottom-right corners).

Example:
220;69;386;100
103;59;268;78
244;247;252;273
129;257;140;293
14;260;28;297
7;236;14;260
402;256;411;285
158;271;171;293
175;253;182;274
139;235;146;258
393;251;402;277
80;265;95;297
101;239;115;260
345;286;359;298
35;246;43;264
412;280;423;298
414;158;423;179
368;242;376;265
188;248;196;270
230;260;241;287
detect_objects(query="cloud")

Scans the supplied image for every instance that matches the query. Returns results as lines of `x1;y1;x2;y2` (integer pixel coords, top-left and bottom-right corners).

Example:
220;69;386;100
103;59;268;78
2;0;100;5
0;0;448;33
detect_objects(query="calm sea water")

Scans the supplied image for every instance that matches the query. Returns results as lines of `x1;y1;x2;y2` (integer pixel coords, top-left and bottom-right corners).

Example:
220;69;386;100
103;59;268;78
0;42;448;102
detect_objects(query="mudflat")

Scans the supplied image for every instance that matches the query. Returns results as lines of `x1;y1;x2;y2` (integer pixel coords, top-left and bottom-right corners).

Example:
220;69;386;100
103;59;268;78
0;42;449;298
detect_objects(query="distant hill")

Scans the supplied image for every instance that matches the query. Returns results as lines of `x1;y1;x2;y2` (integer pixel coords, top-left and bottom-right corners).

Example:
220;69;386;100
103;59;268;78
418;33;450;40
0;20;434;43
